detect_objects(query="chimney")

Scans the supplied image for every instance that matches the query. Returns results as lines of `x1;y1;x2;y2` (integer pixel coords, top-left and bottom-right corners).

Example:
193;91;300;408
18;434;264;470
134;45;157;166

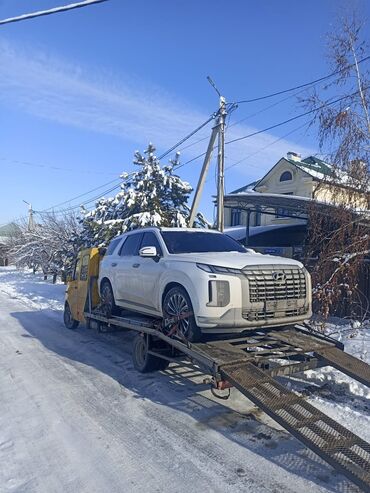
287;151;301;162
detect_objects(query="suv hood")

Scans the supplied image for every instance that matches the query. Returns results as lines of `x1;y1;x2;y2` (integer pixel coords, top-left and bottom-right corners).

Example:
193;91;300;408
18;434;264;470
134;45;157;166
169;251;304;269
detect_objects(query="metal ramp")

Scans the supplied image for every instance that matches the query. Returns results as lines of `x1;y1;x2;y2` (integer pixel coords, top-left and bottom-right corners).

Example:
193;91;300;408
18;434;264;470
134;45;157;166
85;308;370;490
270;327;370;388
315;346;370;388
221;362;370;492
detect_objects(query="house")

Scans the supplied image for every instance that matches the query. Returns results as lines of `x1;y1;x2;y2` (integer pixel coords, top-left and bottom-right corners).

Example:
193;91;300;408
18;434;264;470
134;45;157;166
0;236;9;266
0;223;19;266
224;152;369;228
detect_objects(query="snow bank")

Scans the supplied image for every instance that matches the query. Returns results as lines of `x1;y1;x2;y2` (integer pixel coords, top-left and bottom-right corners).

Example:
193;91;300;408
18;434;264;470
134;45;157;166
0;266;65;315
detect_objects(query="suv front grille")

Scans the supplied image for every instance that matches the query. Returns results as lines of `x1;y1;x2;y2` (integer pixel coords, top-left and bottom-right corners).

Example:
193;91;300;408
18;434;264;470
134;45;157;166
243;266;307;303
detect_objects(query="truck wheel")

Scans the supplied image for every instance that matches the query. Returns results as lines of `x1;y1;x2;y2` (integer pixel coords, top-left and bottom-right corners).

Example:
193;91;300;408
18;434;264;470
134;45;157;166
100;280;117;318
132;334;169;373
64;302;79;330
163;287;202;342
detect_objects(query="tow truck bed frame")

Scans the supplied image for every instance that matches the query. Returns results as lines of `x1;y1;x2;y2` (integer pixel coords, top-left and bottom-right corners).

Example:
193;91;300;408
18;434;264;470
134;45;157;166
83;307;370;491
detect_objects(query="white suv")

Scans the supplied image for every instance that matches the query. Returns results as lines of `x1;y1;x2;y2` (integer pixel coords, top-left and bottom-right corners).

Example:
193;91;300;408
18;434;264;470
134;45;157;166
98;227;312;341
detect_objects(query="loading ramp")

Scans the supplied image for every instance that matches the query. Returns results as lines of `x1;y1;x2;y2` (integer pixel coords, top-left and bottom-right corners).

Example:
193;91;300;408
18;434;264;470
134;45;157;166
221;362;370;492
85;310;370;491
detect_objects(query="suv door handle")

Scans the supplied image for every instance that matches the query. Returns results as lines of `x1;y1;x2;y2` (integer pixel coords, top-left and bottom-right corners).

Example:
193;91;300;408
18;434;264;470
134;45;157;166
132;263;140;268
111;262;117;267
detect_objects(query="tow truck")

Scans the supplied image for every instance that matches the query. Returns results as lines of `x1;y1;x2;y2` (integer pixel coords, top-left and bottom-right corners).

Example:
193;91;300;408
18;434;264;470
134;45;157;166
64;247;370;492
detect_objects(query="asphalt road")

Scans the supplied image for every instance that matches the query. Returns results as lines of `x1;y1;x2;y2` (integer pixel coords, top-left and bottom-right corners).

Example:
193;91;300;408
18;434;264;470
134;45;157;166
0;291;349;493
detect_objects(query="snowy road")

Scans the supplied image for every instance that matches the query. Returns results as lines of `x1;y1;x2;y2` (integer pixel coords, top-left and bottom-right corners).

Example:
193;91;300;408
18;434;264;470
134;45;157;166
0;271;367;492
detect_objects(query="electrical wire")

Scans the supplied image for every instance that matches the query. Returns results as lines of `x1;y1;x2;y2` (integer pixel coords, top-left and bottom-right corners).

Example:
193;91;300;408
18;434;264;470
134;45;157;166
40;178;123;212
42;115;218;214
0;156;120;176
0;0;109;26
225;90;363;146
158;113;216;160
49;115;218;212
231;55;370;104
174;89;362;171
176;88;308;156
225;120;310;172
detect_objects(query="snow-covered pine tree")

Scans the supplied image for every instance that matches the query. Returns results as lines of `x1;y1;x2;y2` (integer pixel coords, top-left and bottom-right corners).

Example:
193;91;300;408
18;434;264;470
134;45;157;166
80;144;209;246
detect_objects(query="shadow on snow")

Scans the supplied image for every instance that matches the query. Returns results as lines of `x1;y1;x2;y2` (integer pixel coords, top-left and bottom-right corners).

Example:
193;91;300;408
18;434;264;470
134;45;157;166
10;309;360;493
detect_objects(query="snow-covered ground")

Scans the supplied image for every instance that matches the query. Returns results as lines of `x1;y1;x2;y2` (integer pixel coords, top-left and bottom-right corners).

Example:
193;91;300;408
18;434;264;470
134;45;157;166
0;266;369;493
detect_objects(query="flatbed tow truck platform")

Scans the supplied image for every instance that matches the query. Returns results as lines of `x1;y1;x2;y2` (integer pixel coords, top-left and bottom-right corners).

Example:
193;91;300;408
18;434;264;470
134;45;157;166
85;309;370;492
65;248;370;491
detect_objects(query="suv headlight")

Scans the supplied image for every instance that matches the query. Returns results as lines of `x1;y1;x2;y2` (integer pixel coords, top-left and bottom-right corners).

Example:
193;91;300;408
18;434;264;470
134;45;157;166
196;263;242;275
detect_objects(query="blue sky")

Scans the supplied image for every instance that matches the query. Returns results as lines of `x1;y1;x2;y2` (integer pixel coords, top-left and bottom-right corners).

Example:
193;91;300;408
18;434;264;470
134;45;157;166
0;0;369;225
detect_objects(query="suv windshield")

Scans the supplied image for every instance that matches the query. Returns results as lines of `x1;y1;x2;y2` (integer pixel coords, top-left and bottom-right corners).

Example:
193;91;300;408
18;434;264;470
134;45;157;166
161;231;246;254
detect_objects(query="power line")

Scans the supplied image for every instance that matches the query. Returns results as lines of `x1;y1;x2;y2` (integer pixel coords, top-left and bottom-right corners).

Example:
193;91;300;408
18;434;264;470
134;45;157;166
45;116;218;213
225;120;309;172
0;156;119;176
227;86;310;130
0;0;109;26
225;90;362;146
36;116;217;217
232;55;370;104
40;178;122;212
158;113;216;160
175;89;361;170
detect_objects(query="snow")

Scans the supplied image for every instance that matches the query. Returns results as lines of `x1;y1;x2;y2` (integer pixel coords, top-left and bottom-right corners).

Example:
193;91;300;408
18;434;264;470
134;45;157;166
1;266;369;492
0;266;65;315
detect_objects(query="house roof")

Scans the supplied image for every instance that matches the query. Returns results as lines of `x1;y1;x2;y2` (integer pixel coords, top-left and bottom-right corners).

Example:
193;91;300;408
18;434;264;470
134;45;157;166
231;180;260;194
0;223;20;237
298;156;333;176
230;155;351;196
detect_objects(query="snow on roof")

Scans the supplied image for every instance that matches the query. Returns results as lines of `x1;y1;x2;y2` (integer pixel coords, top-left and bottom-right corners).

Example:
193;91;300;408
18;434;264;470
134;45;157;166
230;155;358;195
0;236;9;245
231;180;260;194
225;190;313;201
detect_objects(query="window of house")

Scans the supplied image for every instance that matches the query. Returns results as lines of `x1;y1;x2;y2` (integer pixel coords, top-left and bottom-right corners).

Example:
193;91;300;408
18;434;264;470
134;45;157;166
231;208;242;226
280;171;293;182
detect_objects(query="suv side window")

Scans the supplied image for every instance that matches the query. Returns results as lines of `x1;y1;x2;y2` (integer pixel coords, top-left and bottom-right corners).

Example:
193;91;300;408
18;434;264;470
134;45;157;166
106;237;121;256
140;232;163;256
119;233;143;256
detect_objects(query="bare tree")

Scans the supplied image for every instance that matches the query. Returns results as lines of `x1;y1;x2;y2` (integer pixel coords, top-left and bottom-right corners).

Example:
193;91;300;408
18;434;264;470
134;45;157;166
9;211;81;282
301;12;370;321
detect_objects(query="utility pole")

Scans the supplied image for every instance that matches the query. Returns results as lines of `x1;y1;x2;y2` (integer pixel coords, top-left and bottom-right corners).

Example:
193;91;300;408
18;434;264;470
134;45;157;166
23;200;35;231
188;123;219;227
216;96;227;232
188;77;228;231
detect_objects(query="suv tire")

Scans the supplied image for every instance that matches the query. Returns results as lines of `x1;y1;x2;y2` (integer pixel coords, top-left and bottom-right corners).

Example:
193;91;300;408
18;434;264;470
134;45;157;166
64;302;79;330
132;334;169;373
163;286;202;342
100;280;118;318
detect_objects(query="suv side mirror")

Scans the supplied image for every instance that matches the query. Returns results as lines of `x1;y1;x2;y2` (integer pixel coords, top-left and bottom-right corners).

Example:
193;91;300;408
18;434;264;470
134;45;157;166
139;246;158;258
